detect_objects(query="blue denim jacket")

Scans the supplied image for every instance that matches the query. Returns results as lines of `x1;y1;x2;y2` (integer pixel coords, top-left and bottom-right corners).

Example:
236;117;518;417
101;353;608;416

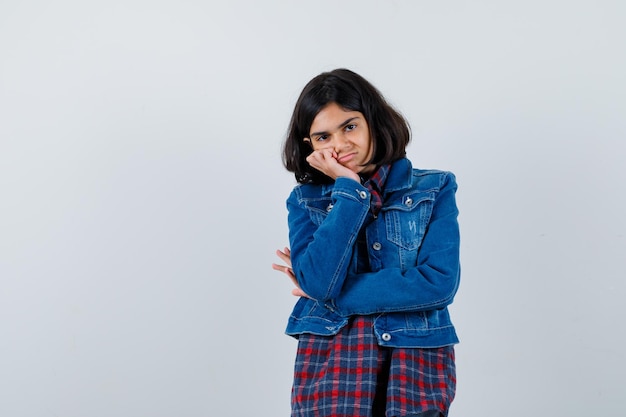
284;158;460;348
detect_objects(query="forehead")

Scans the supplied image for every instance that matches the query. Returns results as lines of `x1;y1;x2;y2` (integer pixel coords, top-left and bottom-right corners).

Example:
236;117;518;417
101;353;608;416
310;103;364;132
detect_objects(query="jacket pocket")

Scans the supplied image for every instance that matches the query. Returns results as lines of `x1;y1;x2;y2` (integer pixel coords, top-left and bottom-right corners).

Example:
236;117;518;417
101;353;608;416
303;197;334;226
383;190;435;251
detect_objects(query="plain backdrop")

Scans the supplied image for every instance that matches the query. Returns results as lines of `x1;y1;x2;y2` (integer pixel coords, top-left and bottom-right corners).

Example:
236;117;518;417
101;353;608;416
1;1;624;416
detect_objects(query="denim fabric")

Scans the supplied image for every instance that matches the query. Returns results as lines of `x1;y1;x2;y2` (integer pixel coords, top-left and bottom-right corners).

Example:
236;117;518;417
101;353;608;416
285;158;460;348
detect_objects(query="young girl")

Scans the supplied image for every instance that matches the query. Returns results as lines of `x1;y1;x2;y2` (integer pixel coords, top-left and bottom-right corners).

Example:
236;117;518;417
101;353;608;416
273;68;460;417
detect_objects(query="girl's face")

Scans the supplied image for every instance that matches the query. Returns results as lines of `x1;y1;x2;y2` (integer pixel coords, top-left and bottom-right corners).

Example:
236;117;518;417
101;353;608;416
307;102;375;175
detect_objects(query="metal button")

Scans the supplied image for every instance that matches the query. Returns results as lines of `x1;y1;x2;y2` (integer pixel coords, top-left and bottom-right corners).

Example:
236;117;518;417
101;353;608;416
405;197;413;206
382;333;392;341
372;242;382;251
358;190;368;199
326;203;334;212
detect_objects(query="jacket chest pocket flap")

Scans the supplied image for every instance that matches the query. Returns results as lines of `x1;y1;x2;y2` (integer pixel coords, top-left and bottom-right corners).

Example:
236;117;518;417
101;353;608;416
383;190;435;250
303;197;334;226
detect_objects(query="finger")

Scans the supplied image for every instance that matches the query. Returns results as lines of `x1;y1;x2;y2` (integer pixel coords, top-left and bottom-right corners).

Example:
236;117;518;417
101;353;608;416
307;151;337;173
272;264;291;274
271;263;285;272
272;263;290;273
309;149;334;162
319;148;336;162
287;270;298;285
292;288;311;298
272;263;295;279
275;249;292;266
306;152;322;168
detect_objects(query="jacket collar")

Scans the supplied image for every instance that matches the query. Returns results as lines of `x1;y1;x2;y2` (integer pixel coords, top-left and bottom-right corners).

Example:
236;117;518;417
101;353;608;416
383;158;413;193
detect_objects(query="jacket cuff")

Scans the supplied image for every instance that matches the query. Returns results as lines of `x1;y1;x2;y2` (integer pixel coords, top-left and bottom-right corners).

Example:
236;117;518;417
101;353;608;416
331;177;370;205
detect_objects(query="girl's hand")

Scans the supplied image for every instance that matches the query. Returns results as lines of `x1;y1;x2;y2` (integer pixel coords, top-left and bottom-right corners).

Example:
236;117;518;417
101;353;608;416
305;148;359;182
272;247;310;298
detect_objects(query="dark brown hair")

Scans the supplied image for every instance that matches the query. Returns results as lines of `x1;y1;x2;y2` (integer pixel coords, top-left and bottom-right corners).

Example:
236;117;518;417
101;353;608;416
282;68;411;184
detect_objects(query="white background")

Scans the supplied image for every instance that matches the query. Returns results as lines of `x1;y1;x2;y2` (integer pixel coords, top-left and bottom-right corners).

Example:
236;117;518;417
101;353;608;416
1;1;624;416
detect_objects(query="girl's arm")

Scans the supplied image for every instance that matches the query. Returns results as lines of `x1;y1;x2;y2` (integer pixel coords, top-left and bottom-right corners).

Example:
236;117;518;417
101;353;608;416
287;177;371;306
335;173;460;315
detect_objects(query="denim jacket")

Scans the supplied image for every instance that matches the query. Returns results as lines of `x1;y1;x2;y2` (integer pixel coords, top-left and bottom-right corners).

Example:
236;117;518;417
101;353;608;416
285;158;460;348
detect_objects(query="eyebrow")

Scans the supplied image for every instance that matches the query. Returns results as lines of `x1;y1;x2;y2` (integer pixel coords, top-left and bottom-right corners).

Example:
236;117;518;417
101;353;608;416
310;116;360;138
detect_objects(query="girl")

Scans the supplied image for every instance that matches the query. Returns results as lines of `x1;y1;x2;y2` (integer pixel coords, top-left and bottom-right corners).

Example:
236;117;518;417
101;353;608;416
273;68;460;417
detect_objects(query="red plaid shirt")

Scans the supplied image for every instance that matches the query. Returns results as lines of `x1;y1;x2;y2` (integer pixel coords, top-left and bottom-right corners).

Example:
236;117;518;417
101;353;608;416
292;315;456;417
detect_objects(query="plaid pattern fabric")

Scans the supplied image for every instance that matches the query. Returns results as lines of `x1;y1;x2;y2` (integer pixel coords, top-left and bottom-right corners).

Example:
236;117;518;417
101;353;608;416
292;315;456;417
363;164;391;216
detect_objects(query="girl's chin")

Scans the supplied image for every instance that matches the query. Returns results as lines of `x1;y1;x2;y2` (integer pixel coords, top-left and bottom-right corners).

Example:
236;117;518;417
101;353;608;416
357;165;376;175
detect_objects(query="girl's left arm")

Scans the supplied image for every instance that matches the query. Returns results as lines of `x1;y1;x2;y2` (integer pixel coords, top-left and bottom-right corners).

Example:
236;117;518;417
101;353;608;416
334;172;461;315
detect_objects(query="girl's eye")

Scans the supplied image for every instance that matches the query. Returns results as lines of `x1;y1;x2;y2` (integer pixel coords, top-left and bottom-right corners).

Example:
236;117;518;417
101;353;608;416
345;124;357;132
315;135;329;142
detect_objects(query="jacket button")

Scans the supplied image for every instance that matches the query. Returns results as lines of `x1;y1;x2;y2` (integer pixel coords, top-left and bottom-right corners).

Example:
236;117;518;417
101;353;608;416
326;203;333;212
358;190;368;199
405;197;413;206
382;333;392;341
372;242;382;250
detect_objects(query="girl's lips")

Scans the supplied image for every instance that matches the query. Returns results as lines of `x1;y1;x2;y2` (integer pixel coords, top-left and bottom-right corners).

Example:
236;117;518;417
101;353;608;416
337;152;356;163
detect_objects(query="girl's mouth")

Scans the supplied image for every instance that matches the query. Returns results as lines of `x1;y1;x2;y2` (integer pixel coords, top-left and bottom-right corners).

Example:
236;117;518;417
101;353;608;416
337;152;356;163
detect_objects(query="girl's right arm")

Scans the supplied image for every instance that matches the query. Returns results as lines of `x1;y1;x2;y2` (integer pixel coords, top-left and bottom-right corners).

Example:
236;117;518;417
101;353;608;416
286;177;371;306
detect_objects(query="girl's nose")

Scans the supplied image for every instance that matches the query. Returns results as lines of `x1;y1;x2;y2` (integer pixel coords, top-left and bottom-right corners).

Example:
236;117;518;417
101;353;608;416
334;133;349;152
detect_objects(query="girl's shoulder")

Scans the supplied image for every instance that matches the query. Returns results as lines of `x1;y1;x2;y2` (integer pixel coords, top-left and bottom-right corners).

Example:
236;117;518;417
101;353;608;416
410;168;457;192
287;181;331;203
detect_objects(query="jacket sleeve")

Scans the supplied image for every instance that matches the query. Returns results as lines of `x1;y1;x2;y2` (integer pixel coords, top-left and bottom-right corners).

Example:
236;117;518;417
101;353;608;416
287;177;371;305
334;172;461;315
